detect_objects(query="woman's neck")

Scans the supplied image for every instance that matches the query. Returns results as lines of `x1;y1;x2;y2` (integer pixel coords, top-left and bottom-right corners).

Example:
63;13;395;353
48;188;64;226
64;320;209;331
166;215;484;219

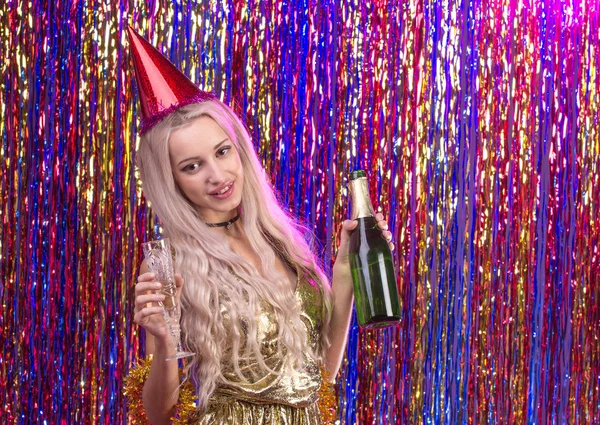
211;220;244;240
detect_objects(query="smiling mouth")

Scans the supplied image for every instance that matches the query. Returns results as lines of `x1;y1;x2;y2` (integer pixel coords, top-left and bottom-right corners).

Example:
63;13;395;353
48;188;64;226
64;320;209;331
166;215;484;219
210;181;234;195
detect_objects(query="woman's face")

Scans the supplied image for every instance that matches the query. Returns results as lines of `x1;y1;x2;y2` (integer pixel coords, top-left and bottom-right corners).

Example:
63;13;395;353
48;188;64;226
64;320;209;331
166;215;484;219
169;115;244;223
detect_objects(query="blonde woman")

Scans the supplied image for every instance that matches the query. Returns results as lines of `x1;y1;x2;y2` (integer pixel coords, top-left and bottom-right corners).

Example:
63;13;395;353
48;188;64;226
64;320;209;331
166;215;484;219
126;28;393;425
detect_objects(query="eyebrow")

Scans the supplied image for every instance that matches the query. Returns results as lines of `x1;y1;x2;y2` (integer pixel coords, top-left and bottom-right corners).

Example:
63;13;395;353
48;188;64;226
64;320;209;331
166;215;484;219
177;138;230;166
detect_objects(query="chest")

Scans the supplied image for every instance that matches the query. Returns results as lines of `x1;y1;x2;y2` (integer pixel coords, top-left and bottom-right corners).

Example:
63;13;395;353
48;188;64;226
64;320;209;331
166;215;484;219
228;240;298;291
220;269;324;357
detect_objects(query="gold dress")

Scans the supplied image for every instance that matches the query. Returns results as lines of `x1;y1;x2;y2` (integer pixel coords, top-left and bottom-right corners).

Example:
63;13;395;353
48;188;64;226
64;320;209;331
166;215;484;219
195;264;326;425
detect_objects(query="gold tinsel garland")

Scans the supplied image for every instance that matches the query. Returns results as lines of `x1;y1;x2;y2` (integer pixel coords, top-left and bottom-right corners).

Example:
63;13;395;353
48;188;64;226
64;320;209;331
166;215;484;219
124;357;338;424
123;356;196;425
318;367;338;425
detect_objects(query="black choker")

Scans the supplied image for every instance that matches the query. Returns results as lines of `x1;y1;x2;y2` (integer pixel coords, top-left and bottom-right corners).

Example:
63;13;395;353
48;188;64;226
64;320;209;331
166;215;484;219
205;214;240;230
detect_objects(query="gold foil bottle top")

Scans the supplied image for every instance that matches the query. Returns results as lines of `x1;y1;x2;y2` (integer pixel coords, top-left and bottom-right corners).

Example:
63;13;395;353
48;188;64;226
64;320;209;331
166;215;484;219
348;170;376;219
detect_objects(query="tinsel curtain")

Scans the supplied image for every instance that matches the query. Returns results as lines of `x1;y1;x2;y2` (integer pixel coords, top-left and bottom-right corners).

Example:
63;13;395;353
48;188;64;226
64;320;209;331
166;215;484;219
1;0;598;423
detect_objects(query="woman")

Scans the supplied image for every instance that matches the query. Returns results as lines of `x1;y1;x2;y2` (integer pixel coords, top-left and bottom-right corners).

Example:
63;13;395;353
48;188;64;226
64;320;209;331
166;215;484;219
125;27;394;425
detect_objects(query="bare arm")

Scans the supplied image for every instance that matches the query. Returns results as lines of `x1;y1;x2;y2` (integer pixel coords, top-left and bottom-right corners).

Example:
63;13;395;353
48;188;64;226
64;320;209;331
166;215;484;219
322;267;354;380
135;260;183;425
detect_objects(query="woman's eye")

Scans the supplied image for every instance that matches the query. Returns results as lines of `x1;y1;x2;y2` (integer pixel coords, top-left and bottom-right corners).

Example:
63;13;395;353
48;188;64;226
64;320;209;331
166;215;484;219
218;146;231;156
183;163;200;172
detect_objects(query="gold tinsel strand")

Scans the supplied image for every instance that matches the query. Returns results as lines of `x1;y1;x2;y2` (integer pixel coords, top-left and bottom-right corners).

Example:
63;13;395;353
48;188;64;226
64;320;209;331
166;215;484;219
123;356;196;425
318;367;338;424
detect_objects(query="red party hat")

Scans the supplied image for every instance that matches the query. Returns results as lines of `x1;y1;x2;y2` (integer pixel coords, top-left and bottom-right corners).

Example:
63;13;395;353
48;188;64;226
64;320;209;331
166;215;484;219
126;26;215;133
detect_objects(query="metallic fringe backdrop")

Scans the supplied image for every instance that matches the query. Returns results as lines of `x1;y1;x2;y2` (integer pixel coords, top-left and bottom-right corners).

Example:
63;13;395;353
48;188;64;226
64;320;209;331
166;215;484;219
1;0;599;424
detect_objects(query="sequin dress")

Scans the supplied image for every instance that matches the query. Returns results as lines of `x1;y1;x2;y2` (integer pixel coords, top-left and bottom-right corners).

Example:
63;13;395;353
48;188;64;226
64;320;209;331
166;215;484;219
194;263;326;425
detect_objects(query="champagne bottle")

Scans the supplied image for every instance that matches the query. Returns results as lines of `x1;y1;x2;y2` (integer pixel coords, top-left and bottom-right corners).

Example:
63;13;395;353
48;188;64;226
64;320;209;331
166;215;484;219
348;170;401;329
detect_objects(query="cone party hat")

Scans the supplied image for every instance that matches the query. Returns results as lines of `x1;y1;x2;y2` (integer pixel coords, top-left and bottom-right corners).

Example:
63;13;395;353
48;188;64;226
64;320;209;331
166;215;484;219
126;26;215;133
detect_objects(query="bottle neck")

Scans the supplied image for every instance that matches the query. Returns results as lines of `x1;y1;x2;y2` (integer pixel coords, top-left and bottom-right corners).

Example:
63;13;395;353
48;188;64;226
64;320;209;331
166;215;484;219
348;177;376;219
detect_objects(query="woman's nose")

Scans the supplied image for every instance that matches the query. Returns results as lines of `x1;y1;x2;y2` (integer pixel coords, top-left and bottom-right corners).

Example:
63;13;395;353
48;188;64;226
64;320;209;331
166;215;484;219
206;161;226;183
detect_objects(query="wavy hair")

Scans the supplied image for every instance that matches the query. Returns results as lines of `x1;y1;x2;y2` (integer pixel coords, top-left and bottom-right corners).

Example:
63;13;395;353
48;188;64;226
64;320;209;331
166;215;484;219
136;100;332;410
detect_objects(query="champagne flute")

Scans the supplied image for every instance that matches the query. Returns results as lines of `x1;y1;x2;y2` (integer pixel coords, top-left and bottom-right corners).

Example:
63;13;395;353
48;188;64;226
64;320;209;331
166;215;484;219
141;238;194;360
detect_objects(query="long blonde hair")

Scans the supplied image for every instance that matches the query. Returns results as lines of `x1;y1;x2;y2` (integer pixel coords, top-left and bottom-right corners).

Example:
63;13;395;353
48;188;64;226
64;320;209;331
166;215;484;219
137;100;332;409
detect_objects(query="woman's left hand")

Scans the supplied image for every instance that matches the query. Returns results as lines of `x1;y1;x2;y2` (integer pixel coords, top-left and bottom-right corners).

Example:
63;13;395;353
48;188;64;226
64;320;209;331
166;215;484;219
332;213;394;276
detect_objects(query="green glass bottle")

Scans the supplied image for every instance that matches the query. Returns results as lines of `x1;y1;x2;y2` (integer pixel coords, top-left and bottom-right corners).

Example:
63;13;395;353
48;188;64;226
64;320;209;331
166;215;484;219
348;170;401;329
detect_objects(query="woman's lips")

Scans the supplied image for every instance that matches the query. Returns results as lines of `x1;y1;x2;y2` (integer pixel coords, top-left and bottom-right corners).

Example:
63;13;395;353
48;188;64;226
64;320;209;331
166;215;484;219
210;181;234;199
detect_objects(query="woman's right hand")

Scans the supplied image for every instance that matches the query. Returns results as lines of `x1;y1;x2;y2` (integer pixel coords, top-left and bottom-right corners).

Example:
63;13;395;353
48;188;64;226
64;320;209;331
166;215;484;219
134;267;184;345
